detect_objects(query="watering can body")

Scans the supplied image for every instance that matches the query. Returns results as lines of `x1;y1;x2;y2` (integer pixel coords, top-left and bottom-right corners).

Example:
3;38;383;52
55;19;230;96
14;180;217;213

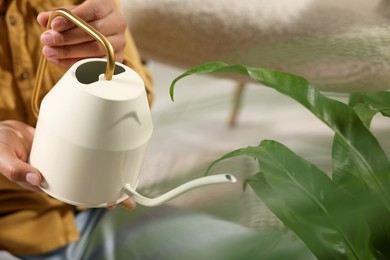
30;59;153;207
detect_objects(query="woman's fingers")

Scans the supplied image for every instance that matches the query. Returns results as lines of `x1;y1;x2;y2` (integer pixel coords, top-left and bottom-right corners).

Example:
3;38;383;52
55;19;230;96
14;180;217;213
53;0;111;32
0;153;43;192
37;0;128;67
119;198;137;210
0;121;43;192
36;5;76;29
40;12;126;47
42;34;125;67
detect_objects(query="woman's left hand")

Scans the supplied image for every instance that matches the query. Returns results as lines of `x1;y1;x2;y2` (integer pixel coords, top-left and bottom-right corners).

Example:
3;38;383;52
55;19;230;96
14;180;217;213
37;0;127;68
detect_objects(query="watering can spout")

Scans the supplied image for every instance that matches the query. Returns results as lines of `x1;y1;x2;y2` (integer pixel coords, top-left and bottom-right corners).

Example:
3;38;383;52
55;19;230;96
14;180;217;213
123;174;237;207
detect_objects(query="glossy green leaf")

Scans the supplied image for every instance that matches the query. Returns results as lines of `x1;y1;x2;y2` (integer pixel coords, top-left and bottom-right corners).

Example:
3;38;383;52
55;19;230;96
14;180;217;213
205;140;373;259
351;103;378;128
349;92;390;116
333;91;390;257
349;92;390;127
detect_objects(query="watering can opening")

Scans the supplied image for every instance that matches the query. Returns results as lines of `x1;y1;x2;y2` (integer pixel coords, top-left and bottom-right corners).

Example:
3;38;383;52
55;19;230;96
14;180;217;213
75;61;126;84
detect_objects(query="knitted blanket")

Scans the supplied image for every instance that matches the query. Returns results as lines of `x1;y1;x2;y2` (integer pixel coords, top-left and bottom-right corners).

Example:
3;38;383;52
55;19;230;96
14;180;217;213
122;0;390;92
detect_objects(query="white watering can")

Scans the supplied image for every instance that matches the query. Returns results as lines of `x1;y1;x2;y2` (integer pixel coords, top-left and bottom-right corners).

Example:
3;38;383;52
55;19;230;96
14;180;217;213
29;9;236;207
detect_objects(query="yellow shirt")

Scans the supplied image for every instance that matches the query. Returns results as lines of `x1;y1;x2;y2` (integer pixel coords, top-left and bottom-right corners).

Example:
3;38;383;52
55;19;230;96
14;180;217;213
0;0;153;255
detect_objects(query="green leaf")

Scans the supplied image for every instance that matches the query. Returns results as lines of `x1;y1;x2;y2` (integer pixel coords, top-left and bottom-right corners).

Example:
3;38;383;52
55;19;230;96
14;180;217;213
349;92;390;116
351;103;378;128
206;140;373;259
333;91;390;257
169;62;231;101
349;92;390;127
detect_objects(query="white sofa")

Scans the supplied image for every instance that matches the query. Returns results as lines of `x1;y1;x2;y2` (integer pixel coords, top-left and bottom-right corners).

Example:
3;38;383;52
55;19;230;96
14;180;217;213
122;0;390;93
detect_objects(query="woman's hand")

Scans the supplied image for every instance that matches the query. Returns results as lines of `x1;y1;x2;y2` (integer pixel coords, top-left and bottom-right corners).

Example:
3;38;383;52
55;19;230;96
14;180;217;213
0;121;43;192
0;120;136;209
109;199;137;210
37;0;128;68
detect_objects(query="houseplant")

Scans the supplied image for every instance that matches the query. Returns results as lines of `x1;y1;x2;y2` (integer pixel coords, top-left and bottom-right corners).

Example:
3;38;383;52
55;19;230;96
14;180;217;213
170;62;390;259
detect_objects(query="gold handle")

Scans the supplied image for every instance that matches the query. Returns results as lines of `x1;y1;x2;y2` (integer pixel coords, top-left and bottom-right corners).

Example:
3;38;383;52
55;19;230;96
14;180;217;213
31;8;115;118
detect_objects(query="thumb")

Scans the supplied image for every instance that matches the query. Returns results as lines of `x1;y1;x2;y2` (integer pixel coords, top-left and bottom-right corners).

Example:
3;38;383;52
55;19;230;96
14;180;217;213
0;154;43;192
38;1;108;32
36;5;76;30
